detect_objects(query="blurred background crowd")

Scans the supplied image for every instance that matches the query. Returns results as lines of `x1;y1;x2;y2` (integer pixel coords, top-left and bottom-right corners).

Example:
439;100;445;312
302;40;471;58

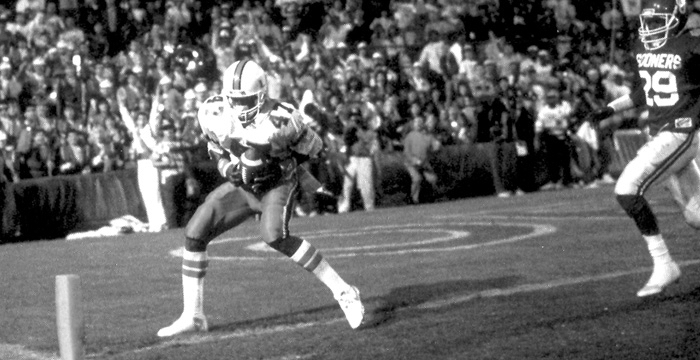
0;0;690;220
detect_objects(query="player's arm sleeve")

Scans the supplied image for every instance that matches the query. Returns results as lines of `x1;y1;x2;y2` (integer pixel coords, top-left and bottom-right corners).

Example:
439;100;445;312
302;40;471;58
607;94;638;112
290;120;323;160
198;96;240;177
271;104;323;160
207;140;239;178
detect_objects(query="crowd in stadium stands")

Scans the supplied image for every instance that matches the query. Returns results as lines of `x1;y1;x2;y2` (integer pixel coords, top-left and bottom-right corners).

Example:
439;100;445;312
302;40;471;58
1;0;692;218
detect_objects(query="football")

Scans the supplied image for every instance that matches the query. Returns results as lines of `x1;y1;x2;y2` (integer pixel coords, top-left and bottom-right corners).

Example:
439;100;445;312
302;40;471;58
240;147;268;185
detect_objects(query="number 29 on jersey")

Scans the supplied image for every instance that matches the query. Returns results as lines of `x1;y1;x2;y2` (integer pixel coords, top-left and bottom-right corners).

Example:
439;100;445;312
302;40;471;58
639;70;679;107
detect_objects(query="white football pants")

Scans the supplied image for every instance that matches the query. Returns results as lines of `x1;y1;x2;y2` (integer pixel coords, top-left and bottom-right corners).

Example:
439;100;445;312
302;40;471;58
615;130;700;228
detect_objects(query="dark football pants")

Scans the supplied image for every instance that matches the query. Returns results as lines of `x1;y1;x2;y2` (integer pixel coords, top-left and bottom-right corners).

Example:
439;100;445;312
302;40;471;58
185;178;298;250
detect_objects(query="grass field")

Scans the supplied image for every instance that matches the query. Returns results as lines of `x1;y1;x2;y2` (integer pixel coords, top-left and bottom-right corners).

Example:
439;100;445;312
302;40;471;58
3;183;700;360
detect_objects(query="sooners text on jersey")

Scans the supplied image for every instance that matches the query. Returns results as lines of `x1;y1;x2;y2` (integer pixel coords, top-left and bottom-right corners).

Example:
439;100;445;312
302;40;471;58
632;30;700;135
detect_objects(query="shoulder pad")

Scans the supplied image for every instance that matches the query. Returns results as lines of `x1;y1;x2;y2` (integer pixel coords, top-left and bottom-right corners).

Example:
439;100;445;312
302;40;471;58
198;96;227;119
204;95;226;104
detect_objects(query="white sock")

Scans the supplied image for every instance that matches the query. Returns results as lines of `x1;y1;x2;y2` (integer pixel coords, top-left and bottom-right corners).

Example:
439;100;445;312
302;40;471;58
312;258;351;298
290;240;350;298
643;234;673;267
182;250;207;318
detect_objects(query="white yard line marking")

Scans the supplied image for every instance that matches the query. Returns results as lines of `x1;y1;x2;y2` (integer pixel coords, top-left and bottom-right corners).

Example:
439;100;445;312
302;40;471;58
117;318;345;357
419;258;700;309
169;222;557;261
328;222;556;257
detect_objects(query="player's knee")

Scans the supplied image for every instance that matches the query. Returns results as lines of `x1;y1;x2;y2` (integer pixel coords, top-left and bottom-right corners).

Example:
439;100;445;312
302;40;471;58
184;203;216;251
683;210;700;229
268;236;303;257
613;181;632;196
616;194;643;214
185;236;208;252
682;198;700;229
260;225;283;244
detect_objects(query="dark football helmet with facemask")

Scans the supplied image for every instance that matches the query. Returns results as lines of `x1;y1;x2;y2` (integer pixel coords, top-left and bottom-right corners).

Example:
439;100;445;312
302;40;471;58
639;0;689;50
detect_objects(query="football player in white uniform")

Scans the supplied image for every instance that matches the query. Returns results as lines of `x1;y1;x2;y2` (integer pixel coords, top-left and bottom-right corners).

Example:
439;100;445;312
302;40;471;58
589;0;700;297
157;60;365;337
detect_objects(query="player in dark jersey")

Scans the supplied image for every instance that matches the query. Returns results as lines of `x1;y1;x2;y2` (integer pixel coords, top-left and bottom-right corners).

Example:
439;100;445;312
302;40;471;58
589;0;700;297
157;60;365;337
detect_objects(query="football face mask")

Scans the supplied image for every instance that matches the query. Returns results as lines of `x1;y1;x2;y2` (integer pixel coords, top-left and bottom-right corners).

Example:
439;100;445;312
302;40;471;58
638;0;686;50
221;60;269;128
226;91;260;127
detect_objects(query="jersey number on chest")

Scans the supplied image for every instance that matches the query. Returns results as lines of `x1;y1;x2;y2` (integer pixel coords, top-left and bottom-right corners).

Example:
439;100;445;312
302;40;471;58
639;70;679;107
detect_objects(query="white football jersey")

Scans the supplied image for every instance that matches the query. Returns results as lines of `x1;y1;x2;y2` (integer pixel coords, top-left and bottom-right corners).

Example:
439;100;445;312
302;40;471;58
197;95;323;164
535;100;573;138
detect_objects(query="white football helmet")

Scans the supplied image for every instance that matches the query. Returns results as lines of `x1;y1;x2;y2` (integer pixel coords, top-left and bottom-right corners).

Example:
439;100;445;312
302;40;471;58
221;60;268;127
638;0;687;50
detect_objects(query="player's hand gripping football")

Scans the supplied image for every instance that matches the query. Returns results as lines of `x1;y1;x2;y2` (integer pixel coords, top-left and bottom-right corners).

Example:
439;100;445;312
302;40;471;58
225;162;245;187
249;164;283;194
